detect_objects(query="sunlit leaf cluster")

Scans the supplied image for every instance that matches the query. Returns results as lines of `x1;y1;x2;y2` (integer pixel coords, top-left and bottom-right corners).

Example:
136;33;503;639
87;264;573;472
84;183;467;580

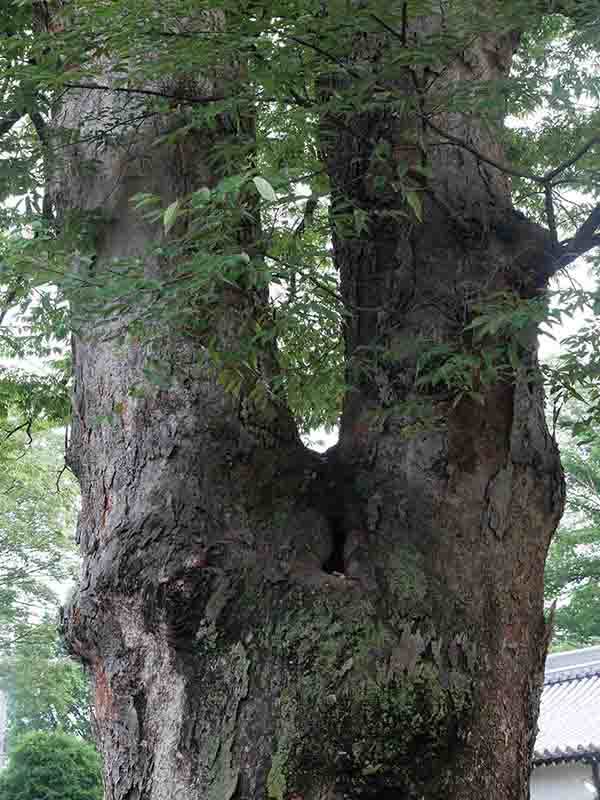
0;0;598;429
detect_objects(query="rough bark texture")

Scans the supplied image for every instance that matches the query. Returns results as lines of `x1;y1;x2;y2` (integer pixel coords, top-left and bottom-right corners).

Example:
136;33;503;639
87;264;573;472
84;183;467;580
54;5;564;800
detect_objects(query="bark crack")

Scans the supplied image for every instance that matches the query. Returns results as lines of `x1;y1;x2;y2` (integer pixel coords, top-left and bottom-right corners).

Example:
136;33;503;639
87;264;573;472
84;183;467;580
322;518;346;575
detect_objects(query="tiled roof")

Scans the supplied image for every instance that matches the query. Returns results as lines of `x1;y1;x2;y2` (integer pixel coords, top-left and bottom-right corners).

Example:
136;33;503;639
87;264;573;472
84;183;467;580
533;646;600;765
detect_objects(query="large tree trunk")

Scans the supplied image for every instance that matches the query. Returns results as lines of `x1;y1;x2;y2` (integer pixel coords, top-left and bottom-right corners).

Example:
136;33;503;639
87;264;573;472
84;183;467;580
55;4;564;800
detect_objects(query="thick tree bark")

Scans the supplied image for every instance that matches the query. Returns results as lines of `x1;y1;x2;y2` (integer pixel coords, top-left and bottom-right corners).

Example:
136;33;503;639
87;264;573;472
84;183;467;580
55;5;564;800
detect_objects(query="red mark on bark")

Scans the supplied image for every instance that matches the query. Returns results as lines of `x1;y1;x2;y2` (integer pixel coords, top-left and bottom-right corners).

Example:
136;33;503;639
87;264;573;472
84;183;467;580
93;662;113;722
187;554;208;569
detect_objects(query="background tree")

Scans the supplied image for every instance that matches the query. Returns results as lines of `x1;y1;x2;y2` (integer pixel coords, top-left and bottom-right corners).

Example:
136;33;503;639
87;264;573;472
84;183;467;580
0;730;102;800
0;424;78;654
545;417;600;648
1;622;92;745
0;2;600;800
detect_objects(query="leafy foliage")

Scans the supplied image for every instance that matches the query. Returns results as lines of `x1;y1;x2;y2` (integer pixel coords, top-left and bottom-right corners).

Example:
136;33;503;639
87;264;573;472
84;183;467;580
1;623;92;745
0;731;102;800
0;0;597;431
0;426;78;654
546;414;600;647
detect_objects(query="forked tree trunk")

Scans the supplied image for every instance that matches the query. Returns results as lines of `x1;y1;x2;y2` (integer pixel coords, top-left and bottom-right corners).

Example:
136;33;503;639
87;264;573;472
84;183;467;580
54;5;564;800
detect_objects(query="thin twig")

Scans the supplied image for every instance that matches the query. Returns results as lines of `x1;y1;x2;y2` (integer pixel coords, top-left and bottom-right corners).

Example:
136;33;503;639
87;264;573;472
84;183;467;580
283;35;362;80
65;82;227;105
423;122;600;189
56;462;72;493
369;13;403;43
543;135;600;183
424;117;541;183
3;419;33;443
64;81;304;109
545;185;558;247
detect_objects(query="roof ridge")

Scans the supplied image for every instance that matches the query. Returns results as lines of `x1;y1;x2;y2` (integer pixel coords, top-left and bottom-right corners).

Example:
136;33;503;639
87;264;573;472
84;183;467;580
544;665;600;685
533;743;600;766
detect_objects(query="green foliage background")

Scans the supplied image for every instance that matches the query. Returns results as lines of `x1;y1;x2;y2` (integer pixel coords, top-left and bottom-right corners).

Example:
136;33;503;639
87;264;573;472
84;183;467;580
546;414;600;649
0;731;102;800
0;426;78;654
1;624;92;746
0;420;88;755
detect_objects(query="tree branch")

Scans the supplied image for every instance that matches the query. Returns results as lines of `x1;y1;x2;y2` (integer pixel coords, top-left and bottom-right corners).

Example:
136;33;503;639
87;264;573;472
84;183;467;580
423;118;543;183
30;108;48;146
3;418;33;444
544;205;600;274
545;186;559;247
569;203;600;245
65;82;227;105
0;286;19;326
30;109;55;223
63;81;308;110
293;195;319;238
423;117;600;272
424;121;600;189
282;35;363;80
544;135;600;183
0;108;24;137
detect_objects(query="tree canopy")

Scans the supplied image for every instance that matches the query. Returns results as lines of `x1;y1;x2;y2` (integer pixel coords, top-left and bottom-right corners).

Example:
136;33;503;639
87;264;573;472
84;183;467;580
0;0;598;433
1;623;92;745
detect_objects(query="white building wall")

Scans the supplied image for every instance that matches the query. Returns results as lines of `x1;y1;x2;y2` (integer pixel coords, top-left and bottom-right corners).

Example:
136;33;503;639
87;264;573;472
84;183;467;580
531;762;596;800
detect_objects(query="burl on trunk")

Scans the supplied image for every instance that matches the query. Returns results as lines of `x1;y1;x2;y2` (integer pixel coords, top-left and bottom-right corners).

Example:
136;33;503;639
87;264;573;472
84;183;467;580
53;4;564;800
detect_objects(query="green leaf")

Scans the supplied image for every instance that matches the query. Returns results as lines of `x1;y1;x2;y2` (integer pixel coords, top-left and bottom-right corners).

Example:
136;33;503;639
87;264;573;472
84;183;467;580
193;187;211;206
163;200;181;234
353;208;370;235
253;176;277;203
0;732;101;800
405;191;423;222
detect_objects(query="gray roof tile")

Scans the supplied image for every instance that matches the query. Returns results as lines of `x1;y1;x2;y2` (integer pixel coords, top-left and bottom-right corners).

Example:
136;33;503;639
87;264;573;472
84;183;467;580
534;648;600;765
